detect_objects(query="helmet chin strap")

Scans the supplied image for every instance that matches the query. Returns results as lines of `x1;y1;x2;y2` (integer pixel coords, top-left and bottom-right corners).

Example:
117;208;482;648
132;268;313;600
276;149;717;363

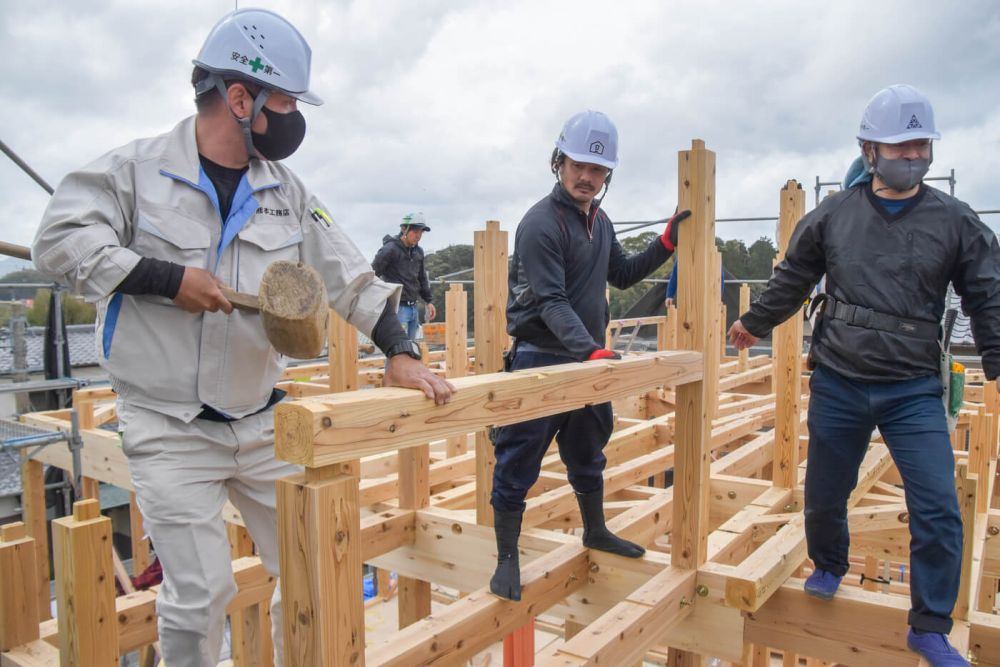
206;73;271;161
235;88;271;161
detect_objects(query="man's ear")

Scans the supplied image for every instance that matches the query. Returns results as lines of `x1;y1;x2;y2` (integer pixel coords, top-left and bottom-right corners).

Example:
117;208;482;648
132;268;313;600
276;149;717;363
226;83;253;120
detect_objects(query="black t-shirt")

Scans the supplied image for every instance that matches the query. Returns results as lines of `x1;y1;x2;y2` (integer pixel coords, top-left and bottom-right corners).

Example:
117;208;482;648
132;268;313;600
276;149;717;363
199;154;248;221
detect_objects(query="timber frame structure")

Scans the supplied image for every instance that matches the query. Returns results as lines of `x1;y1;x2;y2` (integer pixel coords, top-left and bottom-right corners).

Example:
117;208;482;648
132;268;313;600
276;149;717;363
3;139;1000;666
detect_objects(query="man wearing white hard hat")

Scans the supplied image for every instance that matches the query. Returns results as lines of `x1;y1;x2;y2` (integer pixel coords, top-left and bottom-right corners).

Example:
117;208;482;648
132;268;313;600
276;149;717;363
729;85;1000;666
373;212;436;339
32;8;453;666
488;110;690;601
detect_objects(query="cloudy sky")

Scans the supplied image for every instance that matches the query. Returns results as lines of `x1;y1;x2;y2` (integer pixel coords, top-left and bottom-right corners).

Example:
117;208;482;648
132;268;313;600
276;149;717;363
2;0;998;275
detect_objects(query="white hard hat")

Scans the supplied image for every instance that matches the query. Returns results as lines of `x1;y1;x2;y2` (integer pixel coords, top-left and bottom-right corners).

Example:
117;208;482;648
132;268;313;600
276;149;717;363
193;8;322;106
857;84;939;144
555;110;619;170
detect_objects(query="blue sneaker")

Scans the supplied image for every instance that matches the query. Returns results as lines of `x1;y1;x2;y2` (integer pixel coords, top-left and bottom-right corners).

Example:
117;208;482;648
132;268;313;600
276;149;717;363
803;568;842;600
907;629;970;666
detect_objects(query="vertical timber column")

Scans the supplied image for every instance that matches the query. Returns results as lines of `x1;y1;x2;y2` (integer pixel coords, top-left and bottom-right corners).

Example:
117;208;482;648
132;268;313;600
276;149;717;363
397;441;431;628
52;499;118;666
229;524;271;667
19;451;51;622
445;283;469;457
672;140;719;568
279;465;363;667
771;181;805;488
738;283;750;372
0;523;40;651
474;220;509;526
666;304;678;349
328;310;358;393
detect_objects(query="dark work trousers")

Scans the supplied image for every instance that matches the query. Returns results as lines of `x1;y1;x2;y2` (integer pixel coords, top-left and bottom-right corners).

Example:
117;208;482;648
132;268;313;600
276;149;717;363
805;364;963;633
490;350;613;512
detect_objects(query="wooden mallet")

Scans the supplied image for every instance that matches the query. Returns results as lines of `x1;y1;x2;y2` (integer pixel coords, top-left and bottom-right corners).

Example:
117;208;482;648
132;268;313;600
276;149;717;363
219;260;329;360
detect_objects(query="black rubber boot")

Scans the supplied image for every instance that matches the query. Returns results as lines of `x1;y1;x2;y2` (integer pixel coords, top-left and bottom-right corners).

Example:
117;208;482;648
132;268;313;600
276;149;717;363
489;509;523;601
576;489;645;558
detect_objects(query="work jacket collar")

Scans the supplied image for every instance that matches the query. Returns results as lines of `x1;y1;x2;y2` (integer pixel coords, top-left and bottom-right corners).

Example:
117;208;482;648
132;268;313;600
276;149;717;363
159;115;281;191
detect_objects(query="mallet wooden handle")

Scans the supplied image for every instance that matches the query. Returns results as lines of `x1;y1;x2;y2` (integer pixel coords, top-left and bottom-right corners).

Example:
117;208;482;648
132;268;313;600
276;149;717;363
219;286;261;313
0;240;32;261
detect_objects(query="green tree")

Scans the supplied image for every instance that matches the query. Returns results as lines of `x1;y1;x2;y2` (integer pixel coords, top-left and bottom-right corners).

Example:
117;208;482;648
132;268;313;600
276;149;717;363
608;232;673;319
26;288;96;326
0;268;48;301
423;244;475;332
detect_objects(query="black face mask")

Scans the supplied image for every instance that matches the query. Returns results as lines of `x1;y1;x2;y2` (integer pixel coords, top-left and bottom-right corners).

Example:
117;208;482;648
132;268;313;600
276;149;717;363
251;106;306;161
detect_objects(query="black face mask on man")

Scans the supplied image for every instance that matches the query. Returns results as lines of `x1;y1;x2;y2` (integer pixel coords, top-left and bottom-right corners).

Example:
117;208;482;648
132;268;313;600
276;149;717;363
251;106;306;161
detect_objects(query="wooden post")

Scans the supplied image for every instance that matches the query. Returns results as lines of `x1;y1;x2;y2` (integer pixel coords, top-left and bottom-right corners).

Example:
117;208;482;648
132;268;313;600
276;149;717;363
229;524;271;667
671;139;718;667
955;462;977;622
738;283;750;372
129;492;150;575
51;499;118;666
771;180;805;488
670;138;719;666
397;443;431;628
666;303;678;350
474;220;508;528
0;523;40;651
19;451;51;622
328;310;358;393
278;465;364;667
445;283;469;457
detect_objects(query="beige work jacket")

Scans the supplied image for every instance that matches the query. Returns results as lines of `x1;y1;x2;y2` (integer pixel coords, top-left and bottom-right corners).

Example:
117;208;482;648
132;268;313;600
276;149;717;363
33;116;399;421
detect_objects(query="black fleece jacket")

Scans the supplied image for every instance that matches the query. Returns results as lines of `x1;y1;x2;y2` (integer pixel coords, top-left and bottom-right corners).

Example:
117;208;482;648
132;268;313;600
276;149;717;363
741;184;1000;381
506;184;672;360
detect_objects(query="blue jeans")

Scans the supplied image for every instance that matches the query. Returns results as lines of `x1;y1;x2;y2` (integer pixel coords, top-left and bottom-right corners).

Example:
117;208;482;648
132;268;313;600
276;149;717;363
805;365;962;633
398;303;420;340
490;350;612;512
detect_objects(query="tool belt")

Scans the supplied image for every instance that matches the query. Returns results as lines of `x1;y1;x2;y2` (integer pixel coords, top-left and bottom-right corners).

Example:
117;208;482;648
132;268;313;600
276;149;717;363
807;294;939;341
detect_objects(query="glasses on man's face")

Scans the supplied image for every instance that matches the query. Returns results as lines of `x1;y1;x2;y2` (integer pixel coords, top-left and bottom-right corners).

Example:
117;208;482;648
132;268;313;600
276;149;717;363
880;140;932;159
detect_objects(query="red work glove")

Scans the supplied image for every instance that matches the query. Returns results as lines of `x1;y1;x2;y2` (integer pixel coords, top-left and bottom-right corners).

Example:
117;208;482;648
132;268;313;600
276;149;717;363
660;209;692;252
588;349;621;361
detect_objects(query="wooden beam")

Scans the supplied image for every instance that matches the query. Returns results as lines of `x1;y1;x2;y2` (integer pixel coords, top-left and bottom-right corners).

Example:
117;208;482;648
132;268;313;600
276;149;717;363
18;452;51;623
771;181;805;489
0;523;40;651
327;310;358;393
275;351;702;467
474;220;508;527
672;139;718;576
541;567;697;666
277;468;364;667
51;499;118;666
445;283;469;457
366;544;590;666
738;283;750;372
397;443;432;628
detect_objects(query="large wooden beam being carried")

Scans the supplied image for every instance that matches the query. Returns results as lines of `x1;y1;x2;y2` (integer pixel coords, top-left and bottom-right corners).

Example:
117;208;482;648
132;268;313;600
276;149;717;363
274;351;702;467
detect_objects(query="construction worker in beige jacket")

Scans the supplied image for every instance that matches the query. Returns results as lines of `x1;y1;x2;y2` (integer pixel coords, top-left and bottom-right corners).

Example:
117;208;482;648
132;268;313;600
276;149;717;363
31;8;453;667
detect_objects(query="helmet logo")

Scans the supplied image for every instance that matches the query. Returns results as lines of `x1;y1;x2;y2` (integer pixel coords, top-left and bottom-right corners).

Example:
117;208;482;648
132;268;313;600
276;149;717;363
906;114;923;129
589;141;605;156
230;51;276;76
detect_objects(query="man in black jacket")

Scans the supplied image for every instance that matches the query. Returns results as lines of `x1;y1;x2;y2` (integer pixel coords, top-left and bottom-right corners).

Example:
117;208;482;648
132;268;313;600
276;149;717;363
489;110;690;601
372;213;436;339
729;84;1000;667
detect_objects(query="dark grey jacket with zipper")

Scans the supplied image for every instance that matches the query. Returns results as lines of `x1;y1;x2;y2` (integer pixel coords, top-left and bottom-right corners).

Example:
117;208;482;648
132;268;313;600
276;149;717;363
741;183;1000;381
506;183;672;360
